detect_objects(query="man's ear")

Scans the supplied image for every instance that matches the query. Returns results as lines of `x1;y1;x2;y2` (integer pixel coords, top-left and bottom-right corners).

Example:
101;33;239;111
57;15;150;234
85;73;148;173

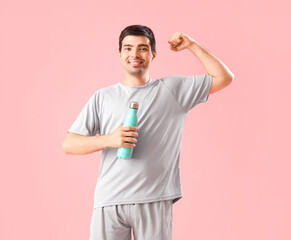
152;51;157;61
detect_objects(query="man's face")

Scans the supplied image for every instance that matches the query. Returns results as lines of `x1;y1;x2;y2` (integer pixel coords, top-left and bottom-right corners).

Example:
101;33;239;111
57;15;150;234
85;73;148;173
119;35;156;76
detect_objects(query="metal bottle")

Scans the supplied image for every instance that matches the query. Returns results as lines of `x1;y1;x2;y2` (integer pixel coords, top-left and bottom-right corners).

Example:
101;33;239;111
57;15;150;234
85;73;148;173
117;101;139;159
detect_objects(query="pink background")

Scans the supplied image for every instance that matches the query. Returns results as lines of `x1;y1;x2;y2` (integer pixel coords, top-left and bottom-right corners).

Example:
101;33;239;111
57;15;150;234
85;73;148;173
1;0;290;239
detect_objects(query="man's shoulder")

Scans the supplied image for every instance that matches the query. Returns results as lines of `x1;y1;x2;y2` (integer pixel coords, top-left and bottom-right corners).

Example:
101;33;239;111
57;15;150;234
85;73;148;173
94;83;119;96
160;74;209;87
159;75;188;88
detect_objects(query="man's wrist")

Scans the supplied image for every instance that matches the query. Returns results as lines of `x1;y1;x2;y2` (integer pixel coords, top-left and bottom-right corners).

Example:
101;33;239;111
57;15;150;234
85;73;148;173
99;134;111;149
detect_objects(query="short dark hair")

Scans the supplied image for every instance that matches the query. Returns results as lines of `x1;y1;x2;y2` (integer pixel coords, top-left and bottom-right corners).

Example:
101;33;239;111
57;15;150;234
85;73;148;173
119;25;156;53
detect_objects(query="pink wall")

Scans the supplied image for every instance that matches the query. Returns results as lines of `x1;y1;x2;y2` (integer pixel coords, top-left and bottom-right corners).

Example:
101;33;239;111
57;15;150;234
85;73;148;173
1;0;290;239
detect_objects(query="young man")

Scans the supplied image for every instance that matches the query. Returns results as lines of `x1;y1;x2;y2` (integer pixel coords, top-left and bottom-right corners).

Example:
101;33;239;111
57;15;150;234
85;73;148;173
62;25;234;240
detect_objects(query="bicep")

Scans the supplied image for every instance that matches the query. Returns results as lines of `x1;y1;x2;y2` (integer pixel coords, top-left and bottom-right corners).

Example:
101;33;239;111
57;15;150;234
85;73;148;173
209;75;232;94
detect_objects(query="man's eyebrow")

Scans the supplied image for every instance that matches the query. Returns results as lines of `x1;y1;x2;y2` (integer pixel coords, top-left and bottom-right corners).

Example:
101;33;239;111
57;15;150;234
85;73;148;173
123;44;149;48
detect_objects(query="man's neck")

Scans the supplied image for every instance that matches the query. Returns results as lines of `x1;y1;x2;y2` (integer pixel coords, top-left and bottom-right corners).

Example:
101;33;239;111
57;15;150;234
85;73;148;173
121;74;150;86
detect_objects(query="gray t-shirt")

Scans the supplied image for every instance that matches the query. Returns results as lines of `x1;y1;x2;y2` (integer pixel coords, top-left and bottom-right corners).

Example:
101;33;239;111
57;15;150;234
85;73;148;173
68;74;212;209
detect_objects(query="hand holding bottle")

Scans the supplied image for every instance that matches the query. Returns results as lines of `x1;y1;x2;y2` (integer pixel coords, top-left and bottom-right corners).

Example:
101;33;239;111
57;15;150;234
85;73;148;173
107;125;138;148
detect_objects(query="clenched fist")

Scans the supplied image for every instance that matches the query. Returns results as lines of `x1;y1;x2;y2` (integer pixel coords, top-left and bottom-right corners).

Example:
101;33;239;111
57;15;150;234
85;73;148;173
106;125;138;148
168;32;196;51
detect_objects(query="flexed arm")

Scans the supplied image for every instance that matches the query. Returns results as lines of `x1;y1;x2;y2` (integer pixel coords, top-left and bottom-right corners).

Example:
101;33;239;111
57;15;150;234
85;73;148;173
168;32;234;94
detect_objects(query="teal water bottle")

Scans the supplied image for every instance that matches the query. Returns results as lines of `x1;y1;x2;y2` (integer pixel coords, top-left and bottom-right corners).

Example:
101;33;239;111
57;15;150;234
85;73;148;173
117;101;139;159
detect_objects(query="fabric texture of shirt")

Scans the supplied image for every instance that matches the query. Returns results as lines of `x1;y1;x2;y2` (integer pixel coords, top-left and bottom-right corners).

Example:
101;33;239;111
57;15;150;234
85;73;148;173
68;74;212;209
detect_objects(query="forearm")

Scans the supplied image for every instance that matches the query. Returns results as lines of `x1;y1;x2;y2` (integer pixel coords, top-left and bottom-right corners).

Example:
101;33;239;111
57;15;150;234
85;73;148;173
62;133;109;155
187;41;234;79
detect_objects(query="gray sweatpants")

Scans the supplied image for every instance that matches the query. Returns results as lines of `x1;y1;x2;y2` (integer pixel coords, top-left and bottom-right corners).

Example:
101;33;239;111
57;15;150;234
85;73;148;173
89;199;173;240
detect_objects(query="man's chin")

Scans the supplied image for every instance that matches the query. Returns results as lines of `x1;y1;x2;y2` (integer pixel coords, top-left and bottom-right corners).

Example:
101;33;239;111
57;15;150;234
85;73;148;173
127;68;144;74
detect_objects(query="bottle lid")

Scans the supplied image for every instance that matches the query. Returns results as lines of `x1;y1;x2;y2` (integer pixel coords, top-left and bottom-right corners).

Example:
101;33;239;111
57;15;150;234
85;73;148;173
129;101;139;109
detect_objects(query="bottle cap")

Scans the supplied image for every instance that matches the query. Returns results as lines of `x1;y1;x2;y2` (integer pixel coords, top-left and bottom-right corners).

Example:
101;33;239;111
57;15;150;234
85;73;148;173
129;101;139;109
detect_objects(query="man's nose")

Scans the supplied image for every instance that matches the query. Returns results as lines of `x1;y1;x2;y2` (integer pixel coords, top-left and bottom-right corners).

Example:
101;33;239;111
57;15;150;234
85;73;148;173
131;48;140;58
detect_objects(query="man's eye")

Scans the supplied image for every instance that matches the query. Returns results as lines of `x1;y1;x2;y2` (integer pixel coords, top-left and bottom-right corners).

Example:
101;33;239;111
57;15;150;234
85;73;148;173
124;47;147;51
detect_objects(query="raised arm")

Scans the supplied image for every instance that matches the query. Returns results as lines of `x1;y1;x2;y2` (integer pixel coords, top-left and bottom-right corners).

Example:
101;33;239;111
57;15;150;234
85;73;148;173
168;32;234;94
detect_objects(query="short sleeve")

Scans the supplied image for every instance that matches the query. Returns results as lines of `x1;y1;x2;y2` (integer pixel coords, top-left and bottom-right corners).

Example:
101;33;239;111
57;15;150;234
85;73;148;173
161;74;212;113
68;92;100;136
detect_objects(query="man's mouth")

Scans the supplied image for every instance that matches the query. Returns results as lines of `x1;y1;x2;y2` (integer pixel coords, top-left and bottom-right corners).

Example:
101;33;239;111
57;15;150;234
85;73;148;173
128;60;143;67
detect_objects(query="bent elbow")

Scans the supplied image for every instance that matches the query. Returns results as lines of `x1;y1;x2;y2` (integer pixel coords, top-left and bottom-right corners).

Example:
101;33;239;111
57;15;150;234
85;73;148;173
62;139;71;154
229;73;234;83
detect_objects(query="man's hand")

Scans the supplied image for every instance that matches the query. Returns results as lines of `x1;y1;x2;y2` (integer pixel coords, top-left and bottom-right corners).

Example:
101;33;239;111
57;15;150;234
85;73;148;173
168;32;196;51
106;126;138;148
